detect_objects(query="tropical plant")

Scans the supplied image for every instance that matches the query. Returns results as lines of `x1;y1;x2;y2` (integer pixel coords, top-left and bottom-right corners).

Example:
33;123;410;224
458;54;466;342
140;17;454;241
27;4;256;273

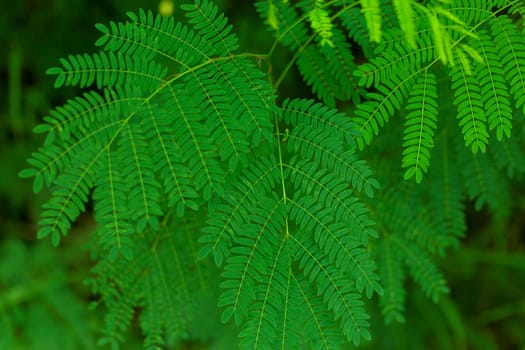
19;0;525;348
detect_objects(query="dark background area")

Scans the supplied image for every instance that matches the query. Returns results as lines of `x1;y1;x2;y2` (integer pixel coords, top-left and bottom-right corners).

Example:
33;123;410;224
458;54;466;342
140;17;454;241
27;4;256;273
0;1;524;349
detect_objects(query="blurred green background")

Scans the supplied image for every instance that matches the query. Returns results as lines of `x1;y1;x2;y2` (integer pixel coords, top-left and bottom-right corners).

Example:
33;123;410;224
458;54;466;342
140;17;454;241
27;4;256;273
1;1;524;349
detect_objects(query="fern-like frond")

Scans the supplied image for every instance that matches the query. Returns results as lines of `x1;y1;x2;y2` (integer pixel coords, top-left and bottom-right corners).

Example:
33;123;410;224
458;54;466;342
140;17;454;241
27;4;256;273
285;126;379;197
354;29;432;89
46;51;166;91
21;89;139;192
449;61;489;153
393;0;416;48
391;235;449;303
119;122;164;232
360;0;382;43
472;30;513;141
272;268;305;350
281;98;360;146
93;249;145;348
426;131;466;247
255;0;309;50
91;214;212;349
490;133;525;178
288;195;381;296
508;0;525;18
402;71;438;183
238;231;291;349
489;14;525;114
159;82;226;199
200;156;281;266
319;28;364;104
291;235;371;346
182;0;239;55
22;0;525;347
294;273;343;349
308;1;335;47
286;158;377;245
375;237;406;324
93;149;133;261
353;71;415;149
457;141;509;213
448;0;493;26
140;98;199;214
371;186;451;255
201;98;381;348
259;1;365;106
184;0;275;145
297;45;344;107
37;146;101;246
218;197;286;325
340;8;372;57
22;3;275;247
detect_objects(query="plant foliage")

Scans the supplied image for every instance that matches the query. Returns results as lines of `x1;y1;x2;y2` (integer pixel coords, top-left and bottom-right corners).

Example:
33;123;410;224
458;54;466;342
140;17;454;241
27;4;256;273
20;0;525;348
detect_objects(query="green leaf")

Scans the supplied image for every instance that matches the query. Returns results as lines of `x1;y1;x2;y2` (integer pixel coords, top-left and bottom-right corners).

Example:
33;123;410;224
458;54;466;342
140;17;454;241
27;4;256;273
402;71;438;182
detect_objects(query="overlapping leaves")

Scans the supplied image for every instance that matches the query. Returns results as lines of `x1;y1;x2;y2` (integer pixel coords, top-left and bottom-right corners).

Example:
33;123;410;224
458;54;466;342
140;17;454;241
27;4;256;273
20;1;274;250
201;99;382;348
